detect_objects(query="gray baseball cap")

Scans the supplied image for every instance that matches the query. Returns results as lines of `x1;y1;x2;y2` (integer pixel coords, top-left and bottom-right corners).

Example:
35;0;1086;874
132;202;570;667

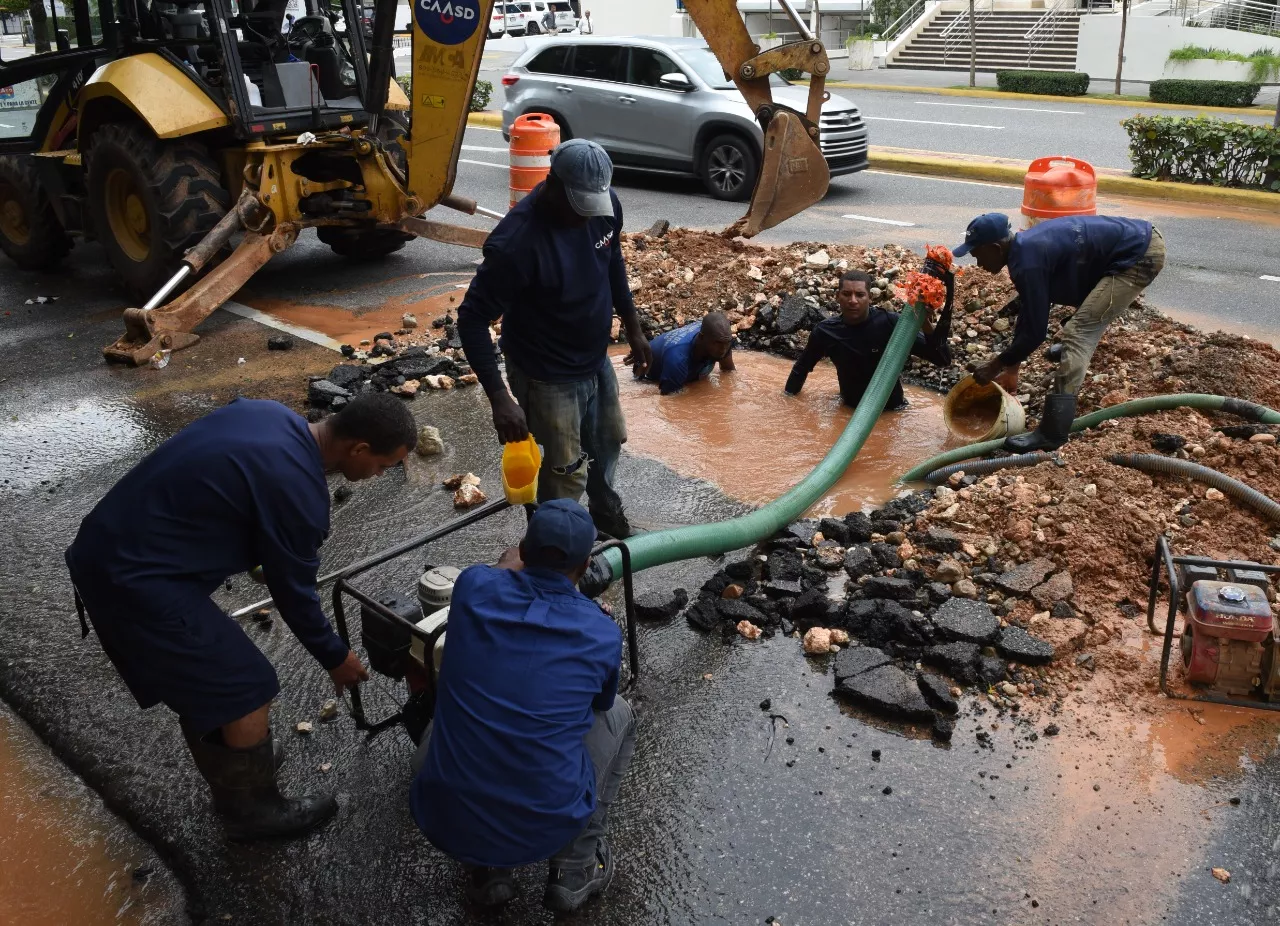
549;138;614;218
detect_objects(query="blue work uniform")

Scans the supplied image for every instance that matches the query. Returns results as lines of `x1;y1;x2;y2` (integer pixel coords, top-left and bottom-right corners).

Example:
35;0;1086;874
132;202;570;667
65;399;345;734
999;215;1153;366
785;306;953;410
642;321;715;395
410;564;622;868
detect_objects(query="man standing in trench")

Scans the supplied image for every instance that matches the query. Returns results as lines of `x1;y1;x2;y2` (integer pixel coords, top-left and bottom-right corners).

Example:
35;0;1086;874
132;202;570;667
65;394;417;840
458;138;651;538
958;212;1165;451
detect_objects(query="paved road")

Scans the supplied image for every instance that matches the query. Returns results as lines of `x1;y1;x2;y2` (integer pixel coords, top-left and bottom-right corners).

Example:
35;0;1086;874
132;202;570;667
441;123;1280;343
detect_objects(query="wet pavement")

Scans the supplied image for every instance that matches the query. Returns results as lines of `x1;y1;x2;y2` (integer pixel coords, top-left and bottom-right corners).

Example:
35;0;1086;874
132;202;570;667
3;238;1280;925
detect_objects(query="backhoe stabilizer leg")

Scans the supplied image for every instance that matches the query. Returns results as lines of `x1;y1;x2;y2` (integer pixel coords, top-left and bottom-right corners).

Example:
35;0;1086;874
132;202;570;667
103;224;297;366
397;216;489;249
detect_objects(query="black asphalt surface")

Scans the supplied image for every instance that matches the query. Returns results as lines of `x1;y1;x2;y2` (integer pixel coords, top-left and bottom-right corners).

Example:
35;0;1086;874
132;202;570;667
3;211;1280;924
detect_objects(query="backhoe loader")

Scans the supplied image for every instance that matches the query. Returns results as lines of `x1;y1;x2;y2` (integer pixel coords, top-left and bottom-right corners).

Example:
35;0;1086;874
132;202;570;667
0;0;831;366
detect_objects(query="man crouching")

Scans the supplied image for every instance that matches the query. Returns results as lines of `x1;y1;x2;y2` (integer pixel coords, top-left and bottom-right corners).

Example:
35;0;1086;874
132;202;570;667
410;499;636;914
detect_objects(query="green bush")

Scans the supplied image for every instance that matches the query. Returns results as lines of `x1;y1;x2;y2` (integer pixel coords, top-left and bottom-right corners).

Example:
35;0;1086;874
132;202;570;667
778;67;805;81
1166;45;1280;82
1148;79;1262;107
995;70;1090;96
1122;114;1280;191
395;75;495;113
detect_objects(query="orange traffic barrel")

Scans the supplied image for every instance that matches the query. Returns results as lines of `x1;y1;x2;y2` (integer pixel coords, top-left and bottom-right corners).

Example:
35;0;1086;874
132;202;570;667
509;113;561;208
1021;156;1097;226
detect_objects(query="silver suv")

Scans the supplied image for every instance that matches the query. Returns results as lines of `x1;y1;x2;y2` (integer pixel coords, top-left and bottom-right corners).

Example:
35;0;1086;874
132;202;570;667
500;36;868;201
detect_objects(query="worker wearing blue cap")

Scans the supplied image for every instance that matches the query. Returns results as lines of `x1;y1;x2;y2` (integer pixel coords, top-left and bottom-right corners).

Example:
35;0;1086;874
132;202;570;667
458;138;651;539
954;212;1165;451
410;499;636;915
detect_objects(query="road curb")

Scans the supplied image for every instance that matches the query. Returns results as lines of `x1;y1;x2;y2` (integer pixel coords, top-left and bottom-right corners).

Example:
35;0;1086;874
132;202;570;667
867;149;1280;208
467;111;504;127
822;81;1277;118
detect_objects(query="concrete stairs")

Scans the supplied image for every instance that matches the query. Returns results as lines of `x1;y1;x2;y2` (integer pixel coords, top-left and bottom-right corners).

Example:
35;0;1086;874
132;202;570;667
888;10;1081;72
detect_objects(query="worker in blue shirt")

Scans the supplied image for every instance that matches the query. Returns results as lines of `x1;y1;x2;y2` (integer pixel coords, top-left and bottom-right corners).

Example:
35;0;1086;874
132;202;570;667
410;499;635;915
958;212;1165;451
638;311;736;394
457;139;651;539
65;395;417;841
785;268;953;410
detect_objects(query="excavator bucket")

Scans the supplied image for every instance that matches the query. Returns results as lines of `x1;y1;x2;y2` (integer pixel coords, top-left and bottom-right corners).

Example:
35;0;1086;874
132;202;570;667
734;109;830;238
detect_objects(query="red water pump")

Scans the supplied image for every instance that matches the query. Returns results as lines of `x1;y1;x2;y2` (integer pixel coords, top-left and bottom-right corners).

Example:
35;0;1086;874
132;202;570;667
1150;537;1280;708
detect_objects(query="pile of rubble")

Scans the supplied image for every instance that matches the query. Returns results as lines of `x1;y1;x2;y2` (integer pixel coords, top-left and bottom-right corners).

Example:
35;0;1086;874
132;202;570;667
304;330;478;416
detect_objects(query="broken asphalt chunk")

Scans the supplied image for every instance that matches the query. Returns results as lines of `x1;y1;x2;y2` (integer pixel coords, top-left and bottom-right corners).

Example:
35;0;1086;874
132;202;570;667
832;665;936;722
996;625;1055;666
634;588;689;622
916;673;959;714
832;646;892;685
996;557;1056;595
932;598;1000;645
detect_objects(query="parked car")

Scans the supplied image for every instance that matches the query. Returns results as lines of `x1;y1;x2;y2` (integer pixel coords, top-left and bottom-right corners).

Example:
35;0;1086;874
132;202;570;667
489;2;532;37
515;0;576;35
500;36;868;201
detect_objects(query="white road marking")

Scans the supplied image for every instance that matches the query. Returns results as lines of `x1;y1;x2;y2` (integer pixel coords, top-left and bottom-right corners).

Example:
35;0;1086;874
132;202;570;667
863;116;1002;129
915;100;1083;115
459;157;509;170
1262;275;1280;282
218;301;344;352
842;213;917;227
461;144;508;152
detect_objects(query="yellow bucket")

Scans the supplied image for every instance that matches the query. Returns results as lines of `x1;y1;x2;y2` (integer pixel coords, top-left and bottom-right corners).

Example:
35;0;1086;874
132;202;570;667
501;435;541;504
943;375;1026;442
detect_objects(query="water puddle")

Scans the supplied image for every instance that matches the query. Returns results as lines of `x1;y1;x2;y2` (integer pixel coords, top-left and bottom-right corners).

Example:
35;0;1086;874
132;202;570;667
0;400;151;495
0;704;184;925
613;351;950;516
237;273;470;347
1150;704;1280;784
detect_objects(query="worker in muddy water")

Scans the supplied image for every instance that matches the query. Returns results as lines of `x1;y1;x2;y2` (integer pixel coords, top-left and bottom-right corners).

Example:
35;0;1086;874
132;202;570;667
410;499;635;915
458;138;651;539
637;310;736;394
784;268;954;410
64;395;418;841
958;212;1165;452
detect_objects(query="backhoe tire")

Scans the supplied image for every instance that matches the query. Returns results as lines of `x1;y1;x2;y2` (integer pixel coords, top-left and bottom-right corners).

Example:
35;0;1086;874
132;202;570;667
317;226;412;260
86;123;230;301
700;133;758;203
0;155;71;272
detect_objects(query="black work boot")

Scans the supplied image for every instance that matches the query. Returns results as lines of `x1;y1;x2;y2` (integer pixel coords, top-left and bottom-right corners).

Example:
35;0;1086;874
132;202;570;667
590;506;633;540
183;727;337;841
1004;393;1077;453
544;842;615;915
464;866;517;907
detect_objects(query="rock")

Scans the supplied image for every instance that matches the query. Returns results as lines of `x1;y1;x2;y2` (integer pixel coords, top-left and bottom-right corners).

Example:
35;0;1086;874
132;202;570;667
935;559;965;583
828;628;850;645
843;546;877;578
267;334;294;351
923;641;983;685
1251;433;1277;444
768;550;803;582
917;673;959;714
737;620;762;640
818;516;853;546
394;353;460;381
684;597;719;632
764;579;803;598
721;583;744;600
805;249;830;267
392;379;419;397
996;557;1056;594
634;588;689;622
803;627;832;655
1150;432;1186;453
999;681;1020;698
1212;867;1231;883
843;511;874;542
870;542;902;570
976;654;1008;686
832;665;935;722
1044;723;1060;736
933;598;1000;644
1082;484;1097;497
319;699;339;722
295;721;314;734
833;646;891;683
923;526;963;553
789;586;831;624
1051;600;1076;620
928;582;953;604
402;313;418;328
932;717;955;742
308;379;352;407
862;576;917;601
1031;571;1074;608
416;425;444;456
718;598;767;626
951;579;979;600
333;485;353;505
453;483;487;508
815;543;845;570
327;364;366;390
442;472;480;489
340;344;356;358
1205;488;1225;501
775;295;813;335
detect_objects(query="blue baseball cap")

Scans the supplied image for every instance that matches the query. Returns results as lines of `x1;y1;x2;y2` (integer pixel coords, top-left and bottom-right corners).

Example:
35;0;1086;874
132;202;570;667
954;212;1012;257
523;498;597;570
549;139;614;218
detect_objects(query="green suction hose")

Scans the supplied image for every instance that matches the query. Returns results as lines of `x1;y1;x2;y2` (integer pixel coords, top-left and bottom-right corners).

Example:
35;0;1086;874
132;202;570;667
582;304;927;594
900;394;1280;484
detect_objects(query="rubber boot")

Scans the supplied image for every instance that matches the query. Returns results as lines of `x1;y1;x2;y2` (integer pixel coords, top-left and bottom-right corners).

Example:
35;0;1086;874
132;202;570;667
181;718;284;770
1004;393;1077;453
183;727;337;841
544;841;615;915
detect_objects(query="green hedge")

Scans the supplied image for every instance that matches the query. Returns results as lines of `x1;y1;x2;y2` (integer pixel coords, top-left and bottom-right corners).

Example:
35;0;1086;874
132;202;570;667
394;75;494;113
1122;114;1280;191
995;70;1090;96
1148;79;1261;107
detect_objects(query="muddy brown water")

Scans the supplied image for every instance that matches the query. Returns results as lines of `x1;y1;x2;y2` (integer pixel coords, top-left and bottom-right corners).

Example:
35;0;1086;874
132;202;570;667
948;389;1004;441
612;351;950;517
0;704;185;925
